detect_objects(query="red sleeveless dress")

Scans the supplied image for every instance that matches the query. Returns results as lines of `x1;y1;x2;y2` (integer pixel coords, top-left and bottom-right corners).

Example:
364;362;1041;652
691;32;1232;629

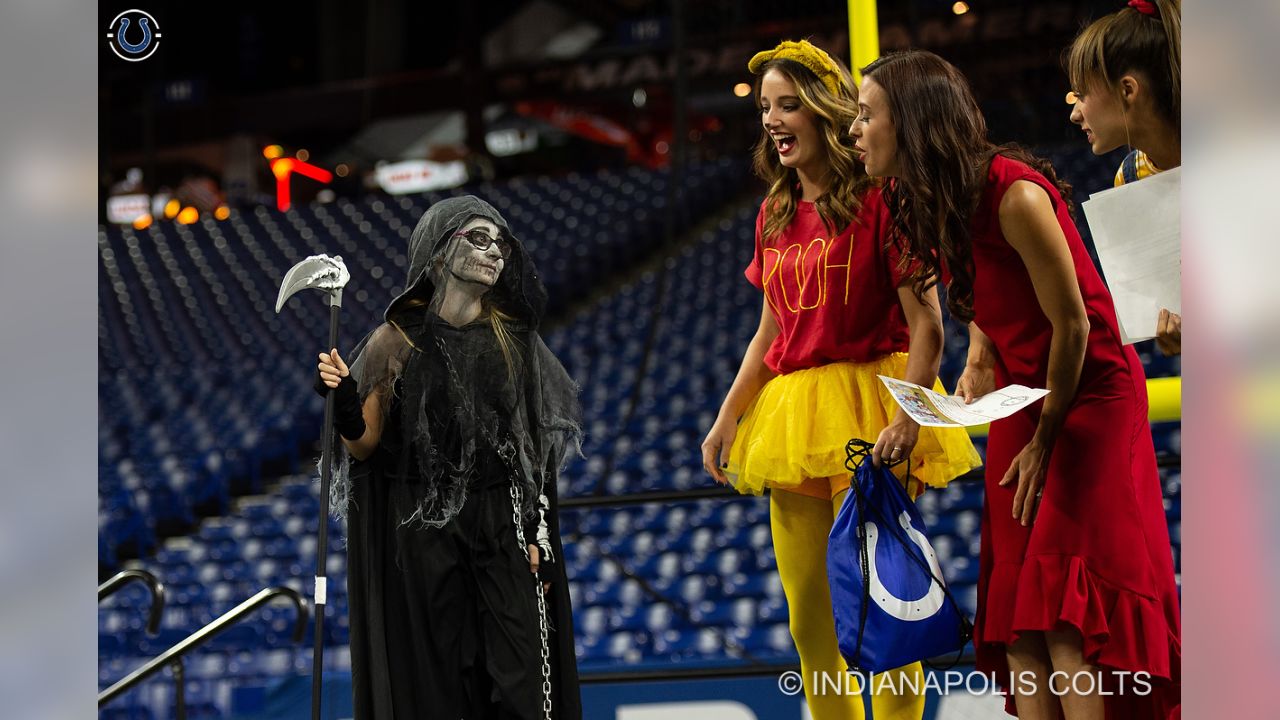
966;156;1180;717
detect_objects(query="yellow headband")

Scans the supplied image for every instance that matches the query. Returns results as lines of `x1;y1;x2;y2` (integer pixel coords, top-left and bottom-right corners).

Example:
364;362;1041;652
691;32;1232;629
748;39;843;97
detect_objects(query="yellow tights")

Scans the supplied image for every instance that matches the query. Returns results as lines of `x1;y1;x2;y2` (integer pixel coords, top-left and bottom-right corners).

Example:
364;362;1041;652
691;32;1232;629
770;485;925;720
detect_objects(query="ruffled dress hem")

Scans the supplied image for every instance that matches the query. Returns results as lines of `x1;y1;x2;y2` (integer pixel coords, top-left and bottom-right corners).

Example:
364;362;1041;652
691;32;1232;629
975;553;1181;718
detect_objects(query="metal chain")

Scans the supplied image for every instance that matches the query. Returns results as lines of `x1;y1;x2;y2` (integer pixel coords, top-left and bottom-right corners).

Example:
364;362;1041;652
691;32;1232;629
510;480;554;720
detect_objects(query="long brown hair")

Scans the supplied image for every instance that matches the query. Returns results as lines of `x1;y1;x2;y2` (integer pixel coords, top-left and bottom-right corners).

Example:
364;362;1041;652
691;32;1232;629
751;56;872;243
1066;0;1180;133
861;50;1074;323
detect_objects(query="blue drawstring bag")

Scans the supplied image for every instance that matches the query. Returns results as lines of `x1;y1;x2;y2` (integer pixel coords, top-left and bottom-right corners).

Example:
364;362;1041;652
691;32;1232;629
827;439;972;673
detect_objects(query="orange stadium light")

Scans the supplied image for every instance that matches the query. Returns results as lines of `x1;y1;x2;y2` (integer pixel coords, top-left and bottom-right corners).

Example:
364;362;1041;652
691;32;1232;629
176;207;199;224
214;206;231;221
163;198;181;219
270;156;333;211
132;214;153;230
263;144;284;160
272;157;296;180
733;83;752;97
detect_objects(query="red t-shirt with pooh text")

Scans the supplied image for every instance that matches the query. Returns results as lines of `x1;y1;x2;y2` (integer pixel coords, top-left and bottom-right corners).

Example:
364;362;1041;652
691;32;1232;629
744;187;913;375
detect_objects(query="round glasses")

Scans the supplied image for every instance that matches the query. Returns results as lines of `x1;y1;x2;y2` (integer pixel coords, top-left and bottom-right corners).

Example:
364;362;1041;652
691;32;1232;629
453;229;512;259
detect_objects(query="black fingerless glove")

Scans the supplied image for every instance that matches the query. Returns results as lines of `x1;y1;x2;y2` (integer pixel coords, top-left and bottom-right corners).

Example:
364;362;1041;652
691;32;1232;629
332;374;367;441
313;370;330;397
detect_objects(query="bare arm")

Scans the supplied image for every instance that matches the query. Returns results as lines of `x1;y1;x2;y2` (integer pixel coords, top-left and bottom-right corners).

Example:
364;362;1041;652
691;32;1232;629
717;298;781;423
1000;180;1089;449
895;284;945;389
701;297;780;483
966;322;998;371
997;180;1091;525
871;284;944;466
956;322;999;402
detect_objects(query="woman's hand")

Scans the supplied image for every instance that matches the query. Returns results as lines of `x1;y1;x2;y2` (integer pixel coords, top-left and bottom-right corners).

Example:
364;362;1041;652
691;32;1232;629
955;363;996;404
701;418;738;485
872;415;920;468
998;439;1051;526
319;347;370;444
318;348;350;387
528;545;551;593
1156;308;1181;356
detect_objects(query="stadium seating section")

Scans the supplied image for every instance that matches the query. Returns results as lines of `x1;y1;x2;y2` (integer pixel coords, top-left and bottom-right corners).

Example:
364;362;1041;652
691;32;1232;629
99;150;1181;717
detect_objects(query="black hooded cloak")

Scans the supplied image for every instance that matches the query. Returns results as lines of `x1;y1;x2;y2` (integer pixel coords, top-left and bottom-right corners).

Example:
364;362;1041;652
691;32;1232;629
330;195;582;720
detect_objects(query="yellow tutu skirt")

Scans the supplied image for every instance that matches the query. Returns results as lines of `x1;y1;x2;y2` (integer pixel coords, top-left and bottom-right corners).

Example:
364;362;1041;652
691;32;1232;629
727;353;982;498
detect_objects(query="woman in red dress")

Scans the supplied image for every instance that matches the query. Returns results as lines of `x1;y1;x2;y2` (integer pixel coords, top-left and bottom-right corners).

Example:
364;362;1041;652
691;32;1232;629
850;50;1180;719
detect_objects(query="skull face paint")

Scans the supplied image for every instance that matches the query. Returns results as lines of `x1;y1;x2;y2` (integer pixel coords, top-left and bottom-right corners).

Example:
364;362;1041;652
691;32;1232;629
446;217;505;287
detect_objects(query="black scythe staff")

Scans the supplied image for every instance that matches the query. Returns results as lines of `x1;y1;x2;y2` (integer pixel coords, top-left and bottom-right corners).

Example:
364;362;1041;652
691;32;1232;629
275;254;350;720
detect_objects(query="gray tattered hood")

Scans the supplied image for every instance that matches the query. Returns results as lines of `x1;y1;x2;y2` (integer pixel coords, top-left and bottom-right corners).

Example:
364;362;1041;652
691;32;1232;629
386;194;548;330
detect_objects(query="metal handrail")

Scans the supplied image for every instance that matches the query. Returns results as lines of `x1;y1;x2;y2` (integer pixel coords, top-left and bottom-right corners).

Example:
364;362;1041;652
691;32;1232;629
98;586;309;708
99;569;167;636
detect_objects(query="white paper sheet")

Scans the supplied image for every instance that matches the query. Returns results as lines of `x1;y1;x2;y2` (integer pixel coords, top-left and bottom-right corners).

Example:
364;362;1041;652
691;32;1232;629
877;376;1050;427
1081;167;1181;344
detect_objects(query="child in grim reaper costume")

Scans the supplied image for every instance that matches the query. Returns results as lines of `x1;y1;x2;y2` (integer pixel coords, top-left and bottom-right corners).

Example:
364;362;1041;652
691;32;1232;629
315;196;582;720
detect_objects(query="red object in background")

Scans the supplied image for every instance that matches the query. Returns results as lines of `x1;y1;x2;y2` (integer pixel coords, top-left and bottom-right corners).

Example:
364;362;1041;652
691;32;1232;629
270;157;333;211
514;99;726;170
515;101;644;163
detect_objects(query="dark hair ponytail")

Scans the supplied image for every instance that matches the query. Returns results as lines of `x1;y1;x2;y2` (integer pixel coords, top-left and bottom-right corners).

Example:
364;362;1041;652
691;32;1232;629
863;51;1073;324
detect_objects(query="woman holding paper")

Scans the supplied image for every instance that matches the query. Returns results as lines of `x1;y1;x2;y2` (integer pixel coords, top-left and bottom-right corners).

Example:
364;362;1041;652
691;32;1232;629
852;51;1180;718
699;39;980;720
1066;0;1182;354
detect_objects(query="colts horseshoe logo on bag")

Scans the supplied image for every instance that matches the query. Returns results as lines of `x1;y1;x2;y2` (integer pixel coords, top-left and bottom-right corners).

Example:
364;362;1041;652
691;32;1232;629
864;510;946;621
